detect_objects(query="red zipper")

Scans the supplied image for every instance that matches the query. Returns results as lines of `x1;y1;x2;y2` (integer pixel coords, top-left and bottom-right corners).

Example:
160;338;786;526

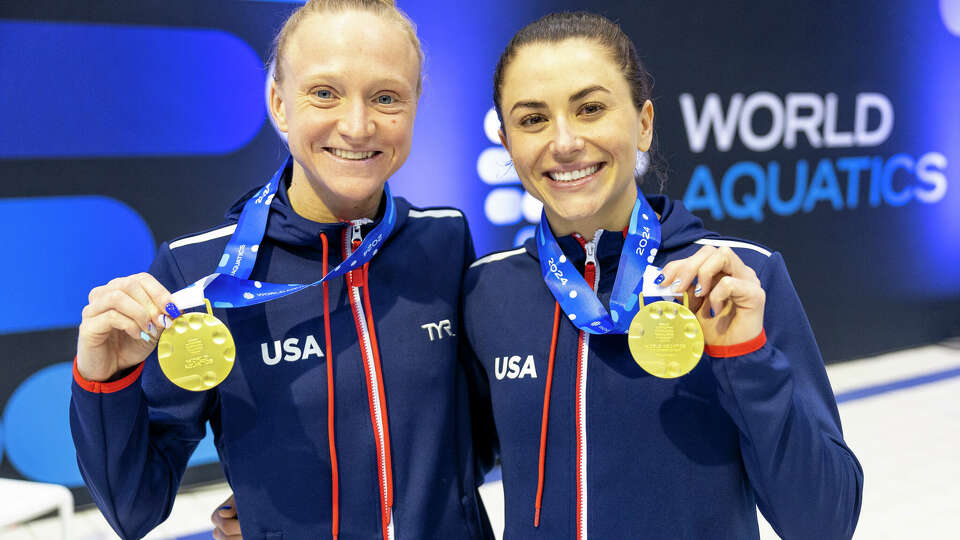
344;224;395;540
573;231;601;540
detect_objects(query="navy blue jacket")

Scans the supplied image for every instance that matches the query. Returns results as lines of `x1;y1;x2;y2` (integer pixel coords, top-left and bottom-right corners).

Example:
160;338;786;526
463;195;863;539
71;167;492;540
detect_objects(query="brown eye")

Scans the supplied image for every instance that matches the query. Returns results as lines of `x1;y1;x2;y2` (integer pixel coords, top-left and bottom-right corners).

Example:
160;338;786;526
519;114;546;127
579;102;605;115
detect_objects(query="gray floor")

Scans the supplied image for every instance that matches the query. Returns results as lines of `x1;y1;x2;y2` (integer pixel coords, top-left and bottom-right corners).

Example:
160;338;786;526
3;341;958;540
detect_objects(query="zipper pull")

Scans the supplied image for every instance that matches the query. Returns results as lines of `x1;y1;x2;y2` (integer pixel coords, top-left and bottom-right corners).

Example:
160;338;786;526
347;221;366;288
584;236;598;266
351;220;363;248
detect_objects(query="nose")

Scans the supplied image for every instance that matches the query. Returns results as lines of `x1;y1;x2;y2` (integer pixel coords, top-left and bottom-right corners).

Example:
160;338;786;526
337;100;374;141
549;117;584;159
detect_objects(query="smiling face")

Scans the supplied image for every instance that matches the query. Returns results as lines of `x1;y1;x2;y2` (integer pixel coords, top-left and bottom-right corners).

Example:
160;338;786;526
269;10;420;221
499;38;653;237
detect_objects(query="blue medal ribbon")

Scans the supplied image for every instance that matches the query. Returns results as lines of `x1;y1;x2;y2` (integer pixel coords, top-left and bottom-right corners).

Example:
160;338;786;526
171;156;397;310
536;195;662;334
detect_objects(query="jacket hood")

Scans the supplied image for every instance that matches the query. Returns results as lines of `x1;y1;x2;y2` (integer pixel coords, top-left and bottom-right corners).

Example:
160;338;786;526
523;193;718;267
224;158;411;250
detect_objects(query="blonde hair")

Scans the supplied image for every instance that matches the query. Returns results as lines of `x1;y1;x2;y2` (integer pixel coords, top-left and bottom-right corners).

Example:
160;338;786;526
269;0;423;94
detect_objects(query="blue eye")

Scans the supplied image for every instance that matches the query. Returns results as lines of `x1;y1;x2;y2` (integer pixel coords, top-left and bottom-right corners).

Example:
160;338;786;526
377;94;395;105
315;89;333;99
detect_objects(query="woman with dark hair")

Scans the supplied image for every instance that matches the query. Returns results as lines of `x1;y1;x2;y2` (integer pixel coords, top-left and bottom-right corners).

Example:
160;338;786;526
70;2;494;539
463;11;863;539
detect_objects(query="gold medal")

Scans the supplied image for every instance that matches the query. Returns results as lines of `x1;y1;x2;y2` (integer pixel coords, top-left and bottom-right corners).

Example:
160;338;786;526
627;292;703;378
157;299;235;391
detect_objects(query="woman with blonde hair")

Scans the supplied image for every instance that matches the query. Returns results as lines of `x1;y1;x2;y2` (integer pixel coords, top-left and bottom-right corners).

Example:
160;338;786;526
70;2;494;539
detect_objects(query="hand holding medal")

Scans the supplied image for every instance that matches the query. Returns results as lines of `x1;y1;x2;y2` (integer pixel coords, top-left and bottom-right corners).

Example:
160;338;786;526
656;245;766;348
76;272;178;383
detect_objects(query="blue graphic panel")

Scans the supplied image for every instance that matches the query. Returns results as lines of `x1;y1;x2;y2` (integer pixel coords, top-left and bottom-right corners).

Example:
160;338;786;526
2;362;83;485
0;197;155;334
0;21;265;158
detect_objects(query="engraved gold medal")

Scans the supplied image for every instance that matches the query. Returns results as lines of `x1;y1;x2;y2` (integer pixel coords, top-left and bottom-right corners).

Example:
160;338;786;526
627;292;703;378
157;299;235;391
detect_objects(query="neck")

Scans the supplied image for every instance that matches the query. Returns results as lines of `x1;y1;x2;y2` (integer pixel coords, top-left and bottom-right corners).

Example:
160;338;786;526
287;161;382;223
549;184;640;242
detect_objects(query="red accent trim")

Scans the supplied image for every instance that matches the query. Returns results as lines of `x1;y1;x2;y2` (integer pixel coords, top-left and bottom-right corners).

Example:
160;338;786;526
534;302;561;527
320;233;340;540
362;265;395;513
343;229;393;540
575;257;596;540
705;329;767;358
575;330;586;540
73;357;143;393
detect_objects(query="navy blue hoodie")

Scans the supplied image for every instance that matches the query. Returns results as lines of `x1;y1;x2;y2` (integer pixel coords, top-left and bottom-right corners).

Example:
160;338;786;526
463;195;863;540
70;164;493;540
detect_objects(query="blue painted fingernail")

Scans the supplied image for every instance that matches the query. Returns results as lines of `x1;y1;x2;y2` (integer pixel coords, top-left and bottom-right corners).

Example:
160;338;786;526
165;303;180;319
140;330;151;342
219;505;232;510
654;273;665;285
694;284;703;296
709;307;715;318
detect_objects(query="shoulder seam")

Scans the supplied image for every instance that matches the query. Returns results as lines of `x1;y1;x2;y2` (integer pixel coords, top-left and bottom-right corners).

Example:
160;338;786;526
169;224;237;249
694;238;772;257
470;247;526;268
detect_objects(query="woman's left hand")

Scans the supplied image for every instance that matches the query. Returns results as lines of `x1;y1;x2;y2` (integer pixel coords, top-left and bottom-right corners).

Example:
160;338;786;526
658;246;765;347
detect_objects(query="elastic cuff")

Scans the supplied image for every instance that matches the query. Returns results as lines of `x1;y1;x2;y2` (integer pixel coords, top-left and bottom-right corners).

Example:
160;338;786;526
704;329;767;358
73;356;144;393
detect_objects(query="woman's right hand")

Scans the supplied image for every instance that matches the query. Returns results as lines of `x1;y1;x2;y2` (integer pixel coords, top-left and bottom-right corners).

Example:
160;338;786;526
77;272;177;382
211;494;242;540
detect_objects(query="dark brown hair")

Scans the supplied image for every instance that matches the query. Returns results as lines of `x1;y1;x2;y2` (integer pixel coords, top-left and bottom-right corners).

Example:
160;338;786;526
493;12;667;187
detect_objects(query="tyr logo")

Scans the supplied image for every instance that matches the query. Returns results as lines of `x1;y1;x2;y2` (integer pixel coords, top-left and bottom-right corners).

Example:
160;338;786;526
494;355;538;380
422;319;455;341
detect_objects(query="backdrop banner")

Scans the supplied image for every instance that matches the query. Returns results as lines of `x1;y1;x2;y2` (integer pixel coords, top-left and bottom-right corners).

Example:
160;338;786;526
1;0;957;499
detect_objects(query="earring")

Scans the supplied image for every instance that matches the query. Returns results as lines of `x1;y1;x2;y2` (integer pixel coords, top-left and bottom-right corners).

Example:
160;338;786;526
635;150;649;178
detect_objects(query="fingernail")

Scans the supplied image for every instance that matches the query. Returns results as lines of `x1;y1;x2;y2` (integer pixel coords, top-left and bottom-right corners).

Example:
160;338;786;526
709;307;715;318
654;273;665;285
140;330;152;342
165;303;181;319
671;279;682;292
147;322;157;337
219;505;232;510
157;314;169;329
694;284;703;296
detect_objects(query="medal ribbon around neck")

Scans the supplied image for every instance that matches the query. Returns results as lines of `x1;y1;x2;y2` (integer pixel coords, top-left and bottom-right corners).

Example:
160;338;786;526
536;195;662;335
171;155;398;311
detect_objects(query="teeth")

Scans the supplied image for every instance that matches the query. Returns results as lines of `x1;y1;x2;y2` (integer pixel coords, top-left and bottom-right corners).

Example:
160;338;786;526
329;148;376;160
548;164;600;182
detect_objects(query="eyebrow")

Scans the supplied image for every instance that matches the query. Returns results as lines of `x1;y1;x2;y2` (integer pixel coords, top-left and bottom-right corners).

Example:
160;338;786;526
509;85;611;114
